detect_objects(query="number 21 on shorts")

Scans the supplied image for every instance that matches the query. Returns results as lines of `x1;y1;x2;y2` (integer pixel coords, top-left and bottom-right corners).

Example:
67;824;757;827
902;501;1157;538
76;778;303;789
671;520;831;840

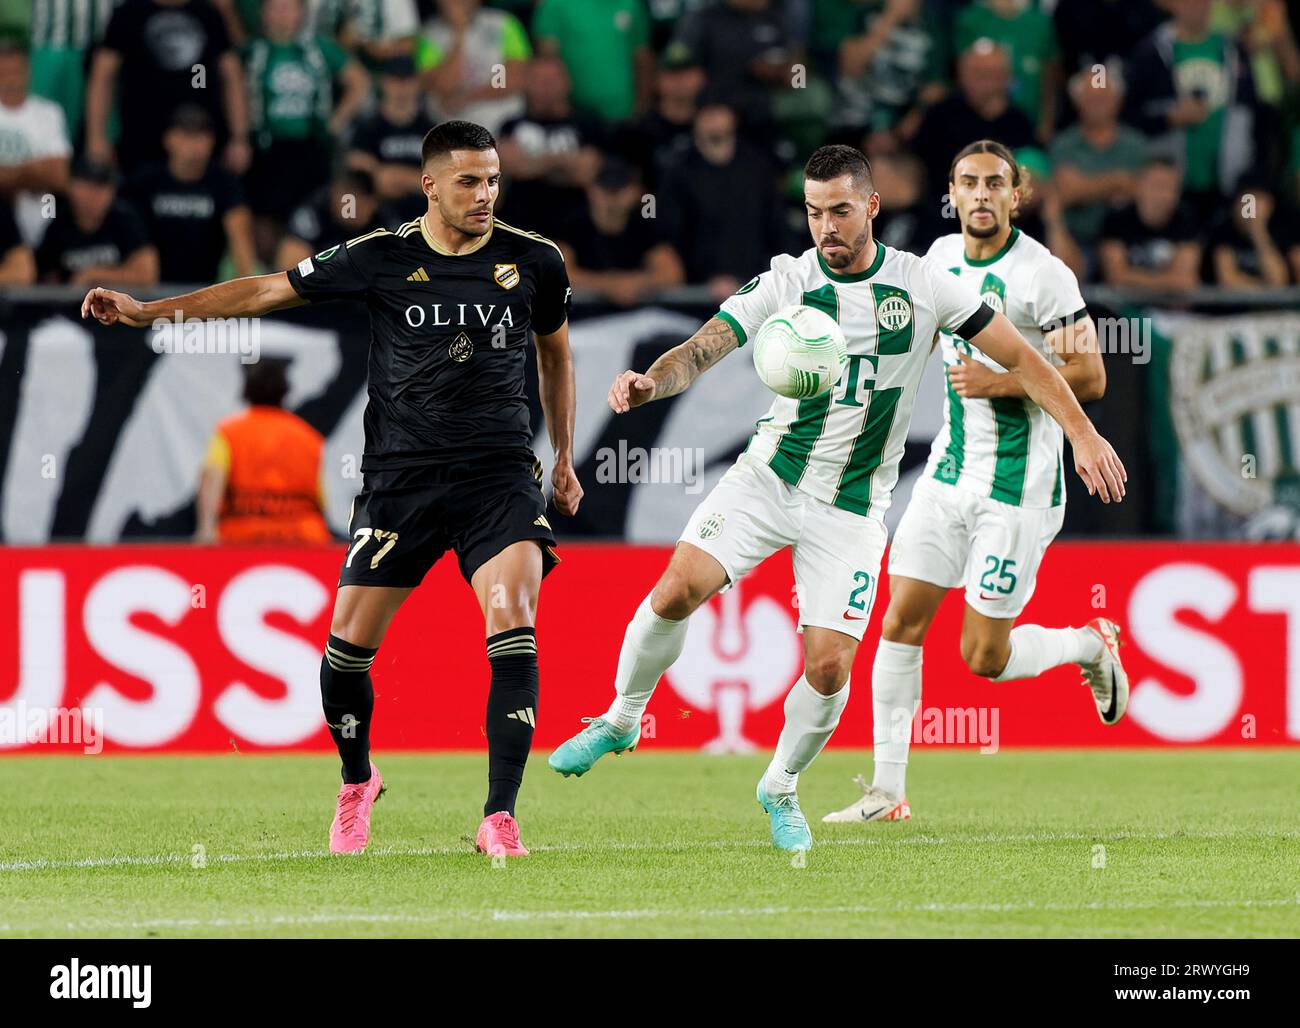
845;570;876;620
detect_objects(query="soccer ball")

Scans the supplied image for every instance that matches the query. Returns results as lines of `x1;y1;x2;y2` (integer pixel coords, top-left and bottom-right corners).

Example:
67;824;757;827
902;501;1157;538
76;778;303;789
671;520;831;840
751;305;848;400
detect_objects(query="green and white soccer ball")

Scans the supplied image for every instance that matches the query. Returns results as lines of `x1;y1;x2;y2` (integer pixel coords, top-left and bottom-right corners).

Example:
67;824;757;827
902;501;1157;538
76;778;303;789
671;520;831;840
751;304;848;400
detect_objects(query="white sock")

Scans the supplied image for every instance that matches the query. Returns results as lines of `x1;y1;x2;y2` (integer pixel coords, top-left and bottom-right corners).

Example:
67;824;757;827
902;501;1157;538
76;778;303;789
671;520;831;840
871;640;922;800
602;594;689;732
993;624;1104;682
762;676;850;796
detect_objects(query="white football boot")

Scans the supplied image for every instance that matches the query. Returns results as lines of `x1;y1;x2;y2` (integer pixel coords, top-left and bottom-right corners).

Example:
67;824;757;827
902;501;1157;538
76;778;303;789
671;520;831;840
1081;617;1129;725
821;775;911;823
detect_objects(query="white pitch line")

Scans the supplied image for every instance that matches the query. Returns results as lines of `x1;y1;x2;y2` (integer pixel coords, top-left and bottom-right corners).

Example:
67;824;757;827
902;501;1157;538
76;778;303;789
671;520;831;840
488;896;1300;921
0;845;451;873
0;896;1295;935
0;828;1294;875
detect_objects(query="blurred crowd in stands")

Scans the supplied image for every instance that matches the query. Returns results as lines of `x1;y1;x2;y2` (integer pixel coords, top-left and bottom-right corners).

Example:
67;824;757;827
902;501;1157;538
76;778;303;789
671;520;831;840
1;0;1299;302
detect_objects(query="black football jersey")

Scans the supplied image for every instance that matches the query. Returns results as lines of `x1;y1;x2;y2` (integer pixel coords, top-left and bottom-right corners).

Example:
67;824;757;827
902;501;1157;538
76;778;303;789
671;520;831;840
286;215;571;470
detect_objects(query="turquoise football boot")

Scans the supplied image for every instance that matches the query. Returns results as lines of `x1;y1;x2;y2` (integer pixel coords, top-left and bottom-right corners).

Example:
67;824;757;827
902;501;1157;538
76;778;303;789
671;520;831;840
548;717;640;777
756;780;813;852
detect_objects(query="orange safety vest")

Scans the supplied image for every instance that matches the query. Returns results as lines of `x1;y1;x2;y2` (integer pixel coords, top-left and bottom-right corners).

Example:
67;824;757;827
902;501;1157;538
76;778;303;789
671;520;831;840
215;406;331;544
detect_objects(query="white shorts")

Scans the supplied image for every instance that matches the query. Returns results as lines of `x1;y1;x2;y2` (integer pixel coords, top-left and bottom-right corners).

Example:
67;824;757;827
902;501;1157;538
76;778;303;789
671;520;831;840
679;455;889;641
887;476;1064;619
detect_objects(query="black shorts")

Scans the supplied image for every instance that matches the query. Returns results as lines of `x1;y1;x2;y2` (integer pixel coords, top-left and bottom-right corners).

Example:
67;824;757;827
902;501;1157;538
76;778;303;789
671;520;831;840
338;450;560;589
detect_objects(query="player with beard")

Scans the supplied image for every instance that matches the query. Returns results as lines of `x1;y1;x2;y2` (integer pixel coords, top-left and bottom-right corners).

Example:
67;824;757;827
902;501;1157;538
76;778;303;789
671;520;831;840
81;120;582;858
548;143;1126;851
824;139;1130;825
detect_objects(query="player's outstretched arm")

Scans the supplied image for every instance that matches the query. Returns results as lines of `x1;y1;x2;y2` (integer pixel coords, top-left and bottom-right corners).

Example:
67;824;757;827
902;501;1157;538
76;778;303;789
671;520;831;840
535;321;583;517
80;272;307;328
607;316;739;413
949;315;1106;403
968;311;1127;503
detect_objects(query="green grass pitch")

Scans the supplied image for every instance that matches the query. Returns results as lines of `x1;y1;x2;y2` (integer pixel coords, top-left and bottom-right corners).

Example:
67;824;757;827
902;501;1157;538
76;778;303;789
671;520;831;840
0;750;1296;938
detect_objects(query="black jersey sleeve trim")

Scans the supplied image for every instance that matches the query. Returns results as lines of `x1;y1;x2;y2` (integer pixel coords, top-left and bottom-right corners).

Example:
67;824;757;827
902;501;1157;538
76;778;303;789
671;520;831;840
286;266;310;300
532;314;568;336
1039;306;1090;333
954;301;996;341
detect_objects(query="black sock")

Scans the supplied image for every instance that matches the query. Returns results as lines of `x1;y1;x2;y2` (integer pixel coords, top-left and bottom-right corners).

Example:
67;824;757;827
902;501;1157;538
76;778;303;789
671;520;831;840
484;627;539;817
320;633;377;785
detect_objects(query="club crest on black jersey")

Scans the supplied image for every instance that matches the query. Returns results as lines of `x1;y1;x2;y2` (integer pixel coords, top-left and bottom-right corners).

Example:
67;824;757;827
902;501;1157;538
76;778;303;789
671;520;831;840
287;215;571;470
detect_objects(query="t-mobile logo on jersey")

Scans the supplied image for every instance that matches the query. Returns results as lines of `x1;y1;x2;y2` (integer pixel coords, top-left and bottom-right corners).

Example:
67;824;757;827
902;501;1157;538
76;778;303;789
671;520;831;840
50;959;151;1008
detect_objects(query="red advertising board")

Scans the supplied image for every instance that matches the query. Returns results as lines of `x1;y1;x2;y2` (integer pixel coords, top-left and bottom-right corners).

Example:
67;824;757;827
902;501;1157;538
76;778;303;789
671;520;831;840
1;542;1297;752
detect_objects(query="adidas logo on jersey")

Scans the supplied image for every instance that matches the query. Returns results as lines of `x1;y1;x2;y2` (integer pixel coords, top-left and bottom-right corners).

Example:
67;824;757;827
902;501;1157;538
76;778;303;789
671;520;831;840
406;267;430;282
533;514;551;529
506;708;536;726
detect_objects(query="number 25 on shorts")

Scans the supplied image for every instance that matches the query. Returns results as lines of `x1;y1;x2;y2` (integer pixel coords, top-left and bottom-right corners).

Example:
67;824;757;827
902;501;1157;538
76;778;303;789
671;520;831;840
979;556;1018;597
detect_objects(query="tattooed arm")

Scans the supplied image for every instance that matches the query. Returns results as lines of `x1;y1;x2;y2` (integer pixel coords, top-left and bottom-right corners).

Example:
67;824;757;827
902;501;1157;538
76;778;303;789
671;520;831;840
607;316;740;413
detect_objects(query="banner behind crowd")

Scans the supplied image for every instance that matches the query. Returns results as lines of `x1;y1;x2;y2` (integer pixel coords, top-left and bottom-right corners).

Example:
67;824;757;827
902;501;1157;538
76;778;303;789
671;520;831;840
3;296;1297;543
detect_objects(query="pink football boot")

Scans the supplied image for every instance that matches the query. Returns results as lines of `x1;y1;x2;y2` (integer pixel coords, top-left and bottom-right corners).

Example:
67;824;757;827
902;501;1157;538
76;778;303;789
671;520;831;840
476;811;529;857
329;762;385;854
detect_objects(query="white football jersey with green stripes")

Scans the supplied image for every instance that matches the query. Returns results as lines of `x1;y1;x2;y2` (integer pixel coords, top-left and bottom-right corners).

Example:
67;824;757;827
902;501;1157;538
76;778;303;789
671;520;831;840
31;0;117;50
922;228;1088;508
717;242;991;520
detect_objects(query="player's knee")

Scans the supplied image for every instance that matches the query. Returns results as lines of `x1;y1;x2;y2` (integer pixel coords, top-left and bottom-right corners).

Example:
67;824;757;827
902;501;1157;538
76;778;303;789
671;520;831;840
962;641;1008;679
328;610;385;652
651;568;709;620
881;609;928;646
804;653;852;694
485;586;537;635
